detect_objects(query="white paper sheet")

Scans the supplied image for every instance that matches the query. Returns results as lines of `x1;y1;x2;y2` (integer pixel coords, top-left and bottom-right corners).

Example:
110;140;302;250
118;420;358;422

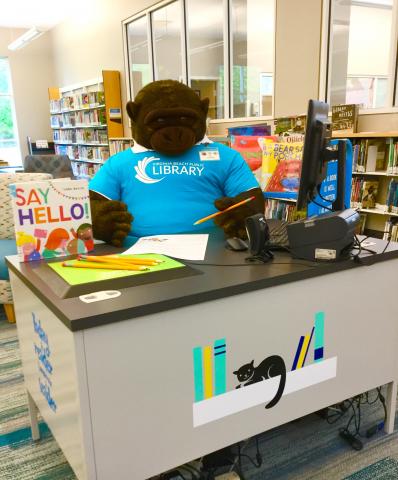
122;234;209;261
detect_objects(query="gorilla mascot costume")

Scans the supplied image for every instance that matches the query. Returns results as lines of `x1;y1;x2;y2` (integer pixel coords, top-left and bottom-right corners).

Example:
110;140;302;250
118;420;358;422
89;80;264;247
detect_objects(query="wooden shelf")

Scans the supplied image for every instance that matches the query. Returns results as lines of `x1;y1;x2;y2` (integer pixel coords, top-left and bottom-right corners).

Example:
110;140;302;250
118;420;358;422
51;125;107;130
359;208;398;217
332;131;398;139
50;104;106;115
54;142;109;147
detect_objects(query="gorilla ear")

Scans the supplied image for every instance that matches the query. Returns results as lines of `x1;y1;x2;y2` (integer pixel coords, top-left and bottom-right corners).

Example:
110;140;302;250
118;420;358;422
200;97;210;116
126;101;140;121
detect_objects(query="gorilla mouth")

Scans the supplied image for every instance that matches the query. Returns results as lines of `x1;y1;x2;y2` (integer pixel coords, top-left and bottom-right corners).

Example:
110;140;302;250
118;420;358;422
150;126;196;156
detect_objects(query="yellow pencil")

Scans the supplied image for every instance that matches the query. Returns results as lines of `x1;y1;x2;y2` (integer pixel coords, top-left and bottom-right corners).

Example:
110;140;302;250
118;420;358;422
79;255;160;266
63;260;149;271
193;196;256;226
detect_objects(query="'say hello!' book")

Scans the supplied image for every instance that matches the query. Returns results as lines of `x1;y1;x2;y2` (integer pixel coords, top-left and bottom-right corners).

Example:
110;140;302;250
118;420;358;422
9;179;94;262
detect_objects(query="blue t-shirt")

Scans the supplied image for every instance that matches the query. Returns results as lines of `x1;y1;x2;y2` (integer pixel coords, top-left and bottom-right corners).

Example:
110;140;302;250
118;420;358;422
89;139;259;238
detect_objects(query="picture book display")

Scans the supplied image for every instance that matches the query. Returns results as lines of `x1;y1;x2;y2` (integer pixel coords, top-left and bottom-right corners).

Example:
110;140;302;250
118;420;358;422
10;179;94;262
230;135;277;184
331;104;359;134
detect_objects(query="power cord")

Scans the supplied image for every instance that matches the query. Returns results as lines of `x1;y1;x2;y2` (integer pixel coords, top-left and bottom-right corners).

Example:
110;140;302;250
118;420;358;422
322;387;387;451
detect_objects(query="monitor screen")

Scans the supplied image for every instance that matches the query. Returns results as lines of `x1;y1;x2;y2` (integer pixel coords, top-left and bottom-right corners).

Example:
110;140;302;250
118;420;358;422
297;100;331;211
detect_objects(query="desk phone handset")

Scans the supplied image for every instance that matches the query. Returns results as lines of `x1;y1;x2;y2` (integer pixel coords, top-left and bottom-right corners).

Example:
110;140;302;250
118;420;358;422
245;213;274;263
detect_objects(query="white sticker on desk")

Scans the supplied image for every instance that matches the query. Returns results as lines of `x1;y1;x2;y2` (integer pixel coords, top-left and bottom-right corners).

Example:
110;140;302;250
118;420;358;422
315;248;336;260
79;290;121;303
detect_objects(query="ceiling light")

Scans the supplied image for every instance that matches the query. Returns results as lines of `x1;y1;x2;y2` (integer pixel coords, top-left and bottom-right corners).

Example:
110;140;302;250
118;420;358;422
8;27;44;51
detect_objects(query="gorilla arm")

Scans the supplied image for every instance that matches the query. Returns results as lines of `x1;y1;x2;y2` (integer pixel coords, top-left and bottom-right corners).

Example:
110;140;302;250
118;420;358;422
89;191;133;247
213;187;264;239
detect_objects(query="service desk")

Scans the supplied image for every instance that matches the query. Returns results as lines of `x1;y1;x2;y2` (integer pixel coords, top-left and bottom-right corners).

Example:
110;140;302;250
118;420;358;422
6;233;398;480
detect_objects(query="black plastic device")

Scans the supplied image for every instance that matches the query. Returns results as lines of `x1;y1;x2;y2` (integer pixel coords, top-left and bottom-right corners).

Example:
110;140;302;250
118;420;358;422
245;213;274;262
287;209;360;261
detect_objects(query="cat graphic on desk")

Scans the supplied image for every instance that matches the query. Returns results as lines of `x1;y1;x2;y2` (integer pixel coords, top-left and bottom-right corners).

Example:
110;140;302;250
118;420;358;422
233;355;286;409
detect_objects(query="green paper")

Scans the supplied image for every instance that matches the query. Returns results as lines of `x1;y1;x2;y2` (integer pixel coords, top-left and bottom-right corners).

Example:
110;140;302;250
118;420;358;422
48;254;185;285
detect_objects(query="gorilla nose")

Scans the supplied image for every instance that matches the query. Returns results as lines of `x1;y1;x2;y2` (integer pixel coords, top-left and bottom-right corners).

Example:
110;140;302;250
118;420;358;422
151;126;196;156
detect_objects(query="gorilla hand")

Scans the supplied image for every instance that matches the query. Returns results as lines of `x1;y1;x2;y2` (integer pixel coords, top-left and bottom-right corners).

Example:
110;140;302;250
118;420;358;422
90;191;133;247
213;188;264;239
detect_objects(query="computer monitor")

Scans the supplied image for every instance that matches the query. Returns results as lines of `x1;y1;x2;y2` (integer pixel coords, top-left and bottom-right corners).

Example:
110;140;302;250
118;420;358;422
297;99;346;212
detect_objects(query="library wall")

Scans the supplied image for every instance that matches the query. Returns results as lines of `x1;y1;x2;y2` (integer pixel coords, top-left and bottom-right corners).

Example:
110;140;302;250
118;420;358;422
0;28;55;159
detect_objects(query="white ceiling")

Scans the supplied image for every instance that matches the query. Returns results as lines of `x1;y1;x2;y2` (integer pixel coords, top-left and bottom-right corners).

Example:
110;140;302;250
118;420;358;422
0;0;78;30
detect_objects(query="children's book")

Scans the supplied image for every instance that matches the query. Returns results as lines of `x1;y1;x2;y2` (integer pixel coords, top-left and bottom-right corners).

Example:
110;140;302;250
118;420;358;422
260;141;303;195
331;104;359;134
9;179;94;262
361;181;379;209
230;135;277;185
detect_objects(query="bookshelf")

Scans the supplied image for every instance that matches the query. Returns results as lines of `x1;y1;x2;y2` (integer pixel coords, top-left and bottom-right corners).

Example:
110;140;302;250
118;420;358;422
109;137;134;156
343;131;398;239
48;71;124;179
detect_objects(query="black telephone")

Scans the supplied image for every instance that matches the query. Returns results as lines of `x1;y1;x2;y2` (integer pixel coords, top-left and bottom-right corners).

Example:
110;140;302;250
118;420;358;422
245;214;274;262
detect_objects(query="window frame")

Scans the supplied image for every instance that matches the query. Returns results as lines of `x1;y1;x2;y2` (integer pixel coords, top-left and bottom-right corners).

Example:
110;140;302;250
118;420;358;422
122;0;276;123
319;0;398;115
0;56;21;166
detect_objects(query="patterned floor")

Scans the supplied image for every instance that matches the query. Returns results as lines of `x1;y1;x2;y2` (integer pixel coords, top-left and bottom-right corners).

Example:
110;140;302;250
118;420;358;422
2;311;398;480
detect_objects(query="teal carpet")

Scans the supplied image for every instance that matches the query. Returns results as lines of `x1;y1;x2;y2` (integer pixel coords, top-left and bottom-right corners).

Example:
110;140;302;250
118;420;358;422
1;309;398;479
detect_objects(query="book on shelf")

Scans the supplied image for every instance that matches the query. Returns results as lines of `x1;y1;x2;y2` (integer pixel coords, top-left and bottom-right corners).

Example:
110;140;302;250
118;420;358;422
356;213;367;235
386;139;398;174
383;218;398;241
227;124;271;137
386;179;398;213
9;179;94;261
331;104;359;134
109;138;134;156
264;198;297;222
273;115;306;135
353;138;388;172
361;181;379;209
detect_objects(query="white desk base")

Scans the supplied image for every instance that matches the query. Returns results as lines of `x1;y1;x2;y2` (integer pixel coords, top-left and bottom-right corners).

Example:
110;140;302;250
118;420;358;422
10;258;398;479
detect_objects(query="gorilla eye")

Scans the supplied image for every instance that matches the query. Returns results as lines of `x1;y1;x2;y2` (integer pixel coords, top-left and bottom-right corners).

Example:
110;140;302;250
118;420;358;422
156;117;166;123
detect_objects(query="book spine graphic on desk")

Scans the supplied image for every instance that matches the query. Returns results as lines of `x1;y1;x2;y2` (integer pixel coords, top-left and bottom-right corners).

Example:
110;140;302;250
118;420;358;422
9;179;94;262
331;104;359;135
192;312;337;427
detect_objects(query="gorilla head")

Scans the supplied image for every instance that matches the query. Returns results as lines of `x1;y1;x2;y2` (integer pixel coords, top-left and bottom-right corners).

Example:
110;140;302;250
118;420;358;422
126;80;209;157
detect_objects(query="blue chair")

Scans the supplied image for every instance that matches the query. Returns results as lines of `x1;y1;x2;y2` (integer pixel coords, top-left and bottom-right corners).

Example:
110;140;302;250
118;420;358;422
0;173;52;322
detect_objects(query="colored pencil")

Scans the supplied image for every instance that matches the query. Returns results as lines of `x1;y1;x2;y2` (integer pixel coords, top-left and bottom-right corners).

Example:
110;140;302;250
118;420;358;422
193;196;256;226
78;255;160;266
63;260;149;271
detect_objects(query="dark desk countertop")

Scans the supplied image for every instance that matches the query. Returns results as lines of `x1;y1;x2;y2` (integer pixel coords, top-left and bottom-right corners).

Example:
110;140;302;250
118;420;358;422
6;232;398;332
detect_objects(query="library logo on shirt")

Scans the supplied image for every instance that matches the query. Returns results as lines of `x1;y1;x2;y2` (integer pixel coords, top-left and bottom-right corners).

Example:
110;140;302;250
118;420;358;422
134;156;205;184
